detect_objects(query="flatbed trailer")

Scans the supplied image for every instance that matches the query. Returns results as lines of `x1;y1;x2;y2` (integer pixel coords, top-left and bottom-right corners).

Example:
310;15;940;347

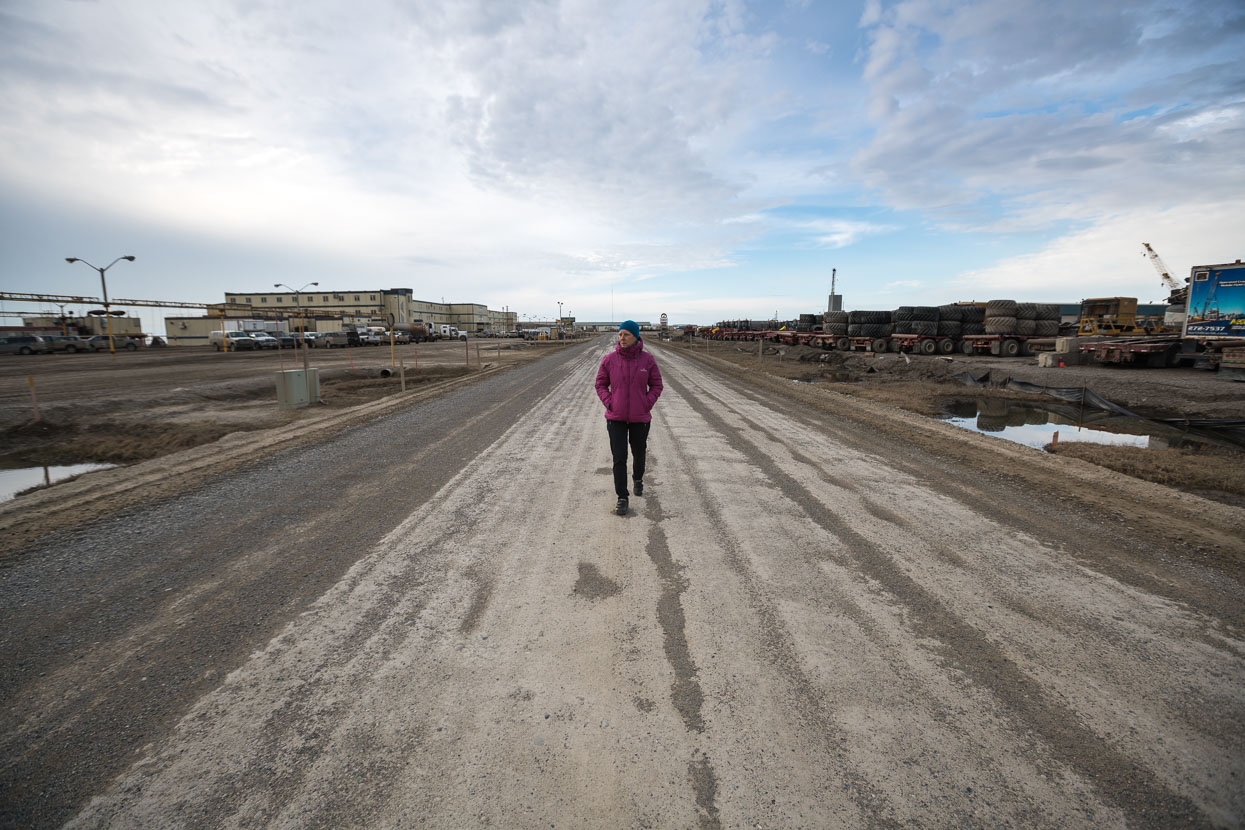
888;333;957;355
1080;336;1183;367
957;334;1042;357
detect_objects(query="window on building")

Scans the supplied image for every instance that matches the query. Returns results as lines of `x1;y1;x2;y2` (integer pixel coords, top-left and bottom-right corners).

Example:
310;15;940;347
370;295;376;301
322;296;329;302
354;295;360;301
276;296;283;302
261;297;268;303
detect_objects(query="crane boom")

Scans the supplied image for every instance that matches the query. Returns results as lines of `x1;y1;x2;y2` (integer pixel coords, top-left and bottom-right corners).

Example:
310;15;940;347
1142;243;1181;292
1141;242;1188;305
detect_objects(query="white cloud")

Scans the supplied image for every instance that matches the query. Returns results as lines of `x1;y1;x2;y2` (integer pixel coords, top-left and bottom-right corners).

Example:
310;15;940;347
852;0;1245;226
950;201;1245;302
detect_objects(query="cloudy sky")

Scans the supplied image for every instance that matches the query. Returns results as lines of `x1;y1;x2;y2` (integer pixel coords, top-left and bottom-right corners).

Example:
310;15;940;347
1;0;1242;328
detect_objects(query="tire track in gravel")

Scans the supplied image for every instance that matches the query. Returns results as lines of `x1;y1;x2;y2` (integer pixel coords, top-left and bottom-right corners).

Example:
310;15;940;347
64;341;717;828
660;347;1244;621
2;344;600;829
657;347;1220;829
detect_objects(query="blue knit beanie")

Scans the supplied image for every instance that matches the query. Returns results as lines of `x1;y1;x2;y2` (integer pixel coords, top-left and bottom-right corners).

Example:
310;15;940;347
619;320;640;338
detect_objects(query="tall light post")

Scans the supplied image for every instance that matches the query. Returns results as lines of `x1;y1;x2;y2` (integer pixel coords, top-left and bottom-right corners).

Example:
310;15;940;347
275;282;319;405
65;255;135;358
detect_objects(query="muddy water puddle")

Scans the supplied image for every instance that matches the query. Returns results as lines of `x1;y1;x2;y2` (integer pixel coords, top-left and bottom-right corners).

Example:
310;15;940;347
0;461;116;502
940;400;1217;451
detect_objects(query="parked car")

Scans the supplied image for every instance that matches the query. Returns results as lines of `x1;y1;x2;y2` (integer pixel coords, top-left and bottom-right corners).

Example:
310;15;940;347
209;331;259;351
85;335;139;351
0;335;51;355
250;332;279;349
44;335;89;353
274;332;298;349
318;331;349;348
389;330;411;344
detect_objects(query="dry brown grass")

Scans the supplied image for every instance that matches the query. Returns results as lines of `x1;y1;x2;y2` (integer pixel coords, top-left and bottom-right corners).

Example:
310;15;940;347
1;421;236;465
1045;443;1245;507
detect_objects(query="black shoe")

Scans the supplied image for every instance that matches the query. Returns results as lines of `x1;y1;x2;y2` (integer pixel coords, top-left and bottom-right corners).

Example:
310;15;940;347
633;479;644;496
615;497;628;515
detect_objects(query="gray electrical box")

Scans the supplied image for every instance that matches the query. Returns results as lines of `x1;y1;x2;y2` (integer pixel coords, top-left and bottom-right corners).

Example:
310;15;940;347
275;369;321;409
828;294;842;312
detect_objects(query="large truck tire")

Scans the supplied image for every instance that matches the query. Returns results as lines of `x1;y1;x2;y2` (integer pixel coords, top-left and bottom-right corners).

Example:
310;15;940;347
911;306;939;322
847;324;862;337
871;338;890;353
986;299;1017;317
919;338;938;355
1035;320;1060;336
1036;303;1061;321
893;306;914;322
836;337;851;351
1000;338;1021;357
825;311;849;325
1014;319;1037;336
960;340;975;354
910;320;937;336
937;320;962;337
1015;302;1037;320
985;316;1017;334
963;322;986;335
939;338;956;355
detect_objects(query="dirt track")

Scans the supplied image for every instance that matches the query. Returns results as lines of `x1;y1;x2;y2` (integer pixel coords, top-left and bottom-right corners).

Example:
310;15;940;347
2;337;1243;828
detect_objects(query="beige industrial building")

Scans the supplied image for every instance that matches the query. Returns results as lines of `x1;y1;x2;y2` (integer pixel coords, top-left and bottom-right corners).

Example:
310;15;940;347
164;288;517;347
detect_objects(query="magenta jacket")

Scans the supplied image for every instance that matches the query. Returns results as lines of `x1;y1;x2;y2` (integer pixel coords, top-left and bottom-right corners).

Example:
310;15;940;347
595;339;663;422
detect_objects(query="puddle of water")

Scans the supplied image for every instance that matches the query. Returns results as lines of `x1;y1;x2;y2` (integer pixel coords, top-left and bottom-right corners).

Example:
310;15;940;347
0;463;116;502
940;400;1213;451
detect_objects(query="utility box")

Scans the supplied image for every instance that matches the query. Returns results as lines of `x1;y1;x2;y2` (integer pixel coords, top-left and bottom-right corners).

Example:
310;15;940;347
275;369;320;409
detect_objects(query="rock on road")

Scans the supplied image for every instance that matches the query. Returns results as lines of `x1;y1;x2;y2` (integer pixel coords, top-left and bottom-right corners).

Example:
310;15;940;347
5;338;1243;829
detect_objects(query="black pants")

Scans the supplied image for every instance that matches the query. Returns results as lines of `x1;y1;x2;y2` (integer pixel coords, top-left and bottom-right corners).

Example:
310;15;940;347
607;420;650;498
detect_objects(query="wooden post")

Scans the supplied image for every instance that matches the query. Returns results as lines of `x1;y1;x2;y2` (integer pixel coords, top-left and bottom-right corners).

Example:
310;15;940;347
27;375;40;422
399;354;406;392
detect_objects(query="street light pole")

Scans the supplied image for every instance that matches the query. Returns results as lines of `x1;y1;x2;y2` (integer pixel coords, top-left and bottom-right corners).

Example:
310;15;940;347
65;255;135;359
276;282;319;405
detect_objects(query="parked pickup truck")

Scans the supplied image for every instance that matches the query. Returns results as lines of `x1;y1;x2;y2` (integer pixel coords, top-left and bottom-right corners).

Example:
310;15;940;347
209;331;259;351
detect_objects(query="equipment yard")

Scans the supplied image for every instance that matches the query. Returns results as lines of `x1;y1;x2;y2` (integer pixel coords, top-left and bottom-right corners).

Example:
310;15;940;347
1;337;1243;828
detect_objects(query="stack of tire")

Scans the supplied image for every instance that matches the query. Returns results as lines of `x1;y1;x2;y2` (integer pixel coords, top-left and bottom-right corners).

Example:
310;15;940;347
798;313;819;332
986;300;1060;336
936;305;962;339
847;310;892;338
960;305;986;335
892;306;912;334
824;310;849;336
985;299;1019;334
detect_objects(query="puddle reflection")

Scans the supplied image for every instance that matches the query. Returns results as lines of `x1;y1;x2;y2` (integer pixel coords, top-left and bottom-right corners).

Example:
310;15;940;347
0;463;116;502
941;400;1214;451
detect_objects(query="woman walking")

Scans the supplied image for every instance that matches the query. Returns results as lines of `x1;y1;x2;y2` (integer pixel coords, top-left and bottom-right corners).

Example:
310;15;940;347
595;320;663;515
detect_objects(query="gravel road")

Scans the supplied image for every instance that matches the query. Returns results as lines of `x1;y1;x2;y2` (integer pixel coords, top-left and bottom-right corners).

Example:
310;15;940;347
3;338;1241;828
